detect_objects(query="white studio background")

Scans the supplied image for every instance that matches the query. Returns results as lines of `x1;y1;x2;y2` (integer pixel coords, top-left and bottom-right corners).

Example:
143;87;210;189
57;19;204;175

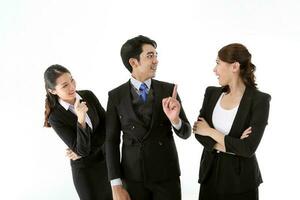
0;0;299;199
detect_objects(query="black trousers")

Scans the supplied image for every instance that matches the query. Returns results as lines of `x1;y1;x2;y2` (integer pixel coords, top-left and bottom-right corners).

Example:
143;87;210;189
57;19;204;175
199;185;258;200
198;156;259;200
71;161;112;200
124;177;181;200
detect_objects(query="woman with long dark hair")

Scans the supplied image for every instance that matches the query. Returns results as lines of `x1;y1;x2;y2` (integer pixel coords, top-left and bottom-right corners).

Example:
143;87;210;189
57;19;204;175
44;64;112;200
193;43;271;200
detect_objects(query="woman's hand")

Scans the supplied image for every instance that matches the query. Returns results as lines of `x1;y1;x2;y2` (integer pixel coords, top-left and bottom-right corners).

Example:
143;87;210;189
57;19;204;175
193;117;211;136
66;148;82;161
240;127;252;139
74;98;88;127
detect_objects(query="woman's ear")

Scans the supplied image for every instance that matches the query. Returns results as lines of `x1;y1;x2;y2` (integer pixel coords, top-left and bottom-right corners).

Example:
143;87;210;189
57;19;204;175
48;88;56;95
232;62;240;72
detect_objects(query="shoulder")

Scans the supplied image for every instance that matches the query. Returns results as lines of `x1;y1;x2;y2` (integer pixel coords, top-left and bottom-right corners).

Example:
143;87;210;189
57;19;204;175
48;104;64;125
152;79;173;86
77;90;94;99
108;81;129;96
152;79;174;91
77;90;103;107
204;86;222;96
251;88;271;102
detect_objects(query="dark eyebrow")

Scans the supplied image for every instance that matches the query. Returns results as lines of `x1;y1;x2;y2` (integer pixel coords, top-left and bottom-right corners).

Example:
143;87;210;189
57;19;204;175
146;51;157;55
60;82;69;86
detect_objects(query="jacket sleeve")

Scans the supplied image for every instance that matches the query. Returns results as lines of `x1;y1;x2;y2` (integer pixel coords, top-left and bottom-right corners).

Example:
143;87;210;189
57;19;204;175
49;114;92;157
194;87;217;151
173;93;191;139
105;92;122;180
224;93;271;157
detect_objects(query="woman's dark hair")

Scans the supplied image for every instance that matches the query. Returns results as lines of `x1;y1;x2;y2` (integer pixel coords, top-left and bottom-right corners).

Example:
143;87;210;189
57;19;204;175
120;35;157;72
43;64;70;127
218;43;257;89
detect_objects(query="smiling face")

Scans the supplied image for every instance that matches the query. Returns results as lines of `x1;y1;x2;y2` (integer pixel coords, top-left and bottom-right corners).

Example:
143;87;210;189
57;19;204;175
213;57;235;86
131;44;158;81
49;73;76;104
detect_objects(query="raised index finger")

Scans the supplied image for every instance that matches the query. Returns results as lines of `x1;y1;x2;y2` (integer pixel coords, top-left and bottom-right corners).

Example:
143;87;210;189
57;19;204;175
172;84;177;99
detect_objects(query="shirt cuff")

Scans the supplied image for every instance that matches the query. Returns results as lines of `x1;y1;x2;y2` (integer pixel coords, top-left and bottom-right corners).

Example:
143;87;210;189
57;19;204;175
172;119;182;130
111;178;122;186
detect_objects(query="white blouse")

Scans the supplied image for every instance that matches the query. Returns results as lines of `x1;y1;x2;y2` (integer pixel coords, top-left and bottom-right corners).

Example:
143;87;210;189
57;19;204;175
212;93;239;135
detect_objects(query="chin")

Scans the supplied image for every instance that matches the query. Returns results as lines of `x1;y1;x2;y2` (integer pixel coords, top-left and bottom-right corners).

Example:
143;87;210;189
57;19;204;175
69;94;76;99
149;73;155;79
218;81;226;87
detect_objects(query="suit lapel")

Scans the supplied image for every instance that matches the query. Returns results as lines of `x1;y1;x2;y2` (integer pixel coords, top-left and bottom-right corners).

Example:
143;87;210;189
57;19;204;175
207;87;223;128
144;80;162;139
56;103;77;127
119;81;145;126
151;80;161;126
228;86;254;137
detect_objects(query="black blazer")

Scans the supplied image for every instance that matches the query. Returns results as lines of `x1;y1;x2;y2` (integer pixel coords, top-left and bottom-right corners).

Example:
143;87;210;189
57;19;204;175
195;86;271;194
105;79;191;182
48;90;106;168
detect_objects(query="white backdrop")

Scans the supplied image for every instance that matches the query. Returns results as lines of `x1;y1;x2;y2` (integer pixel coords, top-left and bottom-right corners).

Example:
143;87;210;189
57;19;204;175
1;0;299;199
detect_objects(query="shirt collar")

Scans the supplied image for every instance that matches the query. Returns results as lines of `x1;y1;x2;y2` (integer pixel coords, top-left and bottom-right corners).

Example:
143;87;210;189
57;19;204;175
58;92;82;110
130;77;151;91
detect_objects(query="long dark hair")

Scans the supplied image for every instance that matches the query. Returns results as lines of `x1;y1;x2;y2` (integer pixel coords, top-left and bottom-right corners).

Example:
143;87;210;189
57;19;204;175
218;43;257;89
43;64;70;127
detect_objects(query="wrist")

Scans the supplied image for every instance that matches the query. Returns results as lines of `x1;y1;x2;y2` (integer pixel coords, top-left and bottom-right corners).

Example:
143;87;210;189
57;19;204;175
171;117;180;125
208;128;214;137
78;120;86;128
112;184;124;191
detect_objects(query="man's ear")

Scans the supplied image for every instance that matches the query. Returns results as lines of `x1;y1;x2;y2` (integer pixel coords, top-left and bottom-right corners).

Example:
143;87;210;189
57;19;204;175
129;58;138;69
232;62;240;72
48;88;56;95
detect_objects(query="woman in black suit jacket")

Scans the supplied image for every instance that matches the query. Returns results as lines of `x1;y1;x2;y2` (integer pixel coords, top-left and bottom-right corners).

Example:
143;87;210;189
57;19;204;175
193;43;271;200
43;64;112;200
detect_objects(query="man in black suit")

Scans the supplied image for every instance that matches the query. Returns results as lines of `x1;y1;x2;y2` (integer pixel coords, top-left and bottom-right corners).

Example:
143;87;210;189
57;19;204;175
105;35;191;200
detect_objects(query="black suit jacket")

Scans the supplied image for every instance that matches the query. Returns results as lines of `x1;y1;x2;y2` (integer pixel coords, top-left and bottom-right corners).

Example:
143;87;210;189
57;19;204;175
195;86;271;194
48;90;106;168
105;79;191;182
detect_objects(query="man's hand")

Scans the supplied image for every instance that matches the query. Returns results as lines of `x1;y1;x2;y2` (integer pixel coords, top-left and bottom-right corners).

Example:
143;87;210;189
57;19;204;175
162;85;181;124
112;185;131;200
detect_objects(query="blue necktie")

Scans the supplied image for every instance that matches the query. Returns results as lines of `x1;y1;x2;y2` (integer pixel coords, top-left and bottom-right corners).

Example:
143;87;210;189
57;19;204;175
139;83;148;103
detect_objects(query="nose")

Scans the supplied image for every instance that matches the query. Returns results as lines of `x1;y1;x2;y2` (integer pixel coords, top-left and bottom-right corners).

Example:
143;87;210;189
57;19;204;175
213;65;217;73
70;80;76;91
153;56;159;64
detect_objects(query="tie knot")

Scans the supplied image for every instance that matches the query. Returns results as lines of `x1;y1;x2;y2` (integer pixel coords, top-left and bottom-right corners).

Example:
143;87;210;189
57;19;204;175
139;83;147;91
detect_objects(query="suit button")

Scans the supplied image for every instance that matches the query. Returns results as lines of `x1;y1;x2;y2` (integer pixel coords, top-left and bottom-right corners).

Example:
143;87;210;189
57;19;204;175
119;115;122;119
131;125;135;129
158;141;163;146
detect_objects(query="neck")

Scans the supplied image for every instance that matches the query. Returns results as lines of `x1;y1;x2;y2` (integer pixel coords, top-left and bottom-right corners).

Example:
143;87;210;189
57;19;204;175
65;98;76;105
131;73;148;82
228;78;246;97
